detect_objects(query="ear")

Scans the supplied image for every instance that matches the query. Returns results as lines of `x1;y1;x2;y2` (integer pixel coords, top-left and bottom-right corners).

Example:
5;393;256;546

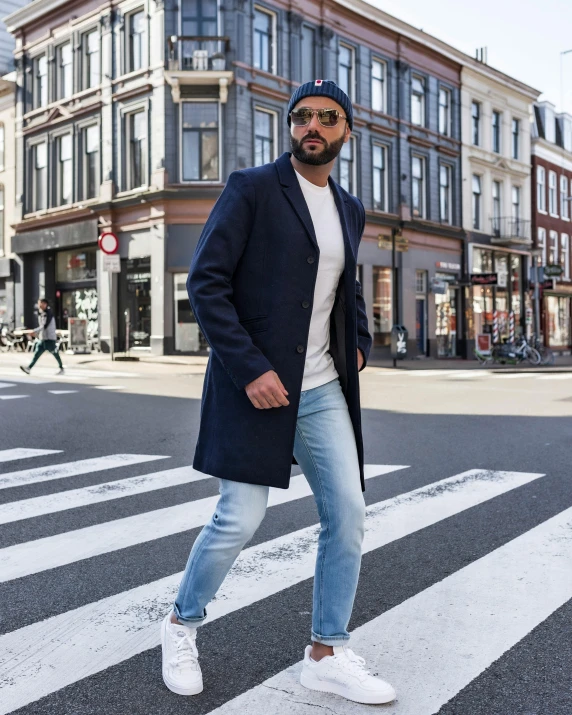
343;124;351;143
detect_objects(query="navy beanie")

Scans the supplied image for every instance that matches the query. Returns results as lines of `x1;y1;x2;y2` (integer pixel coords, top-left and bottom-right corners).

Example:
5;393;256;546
287;79;353;130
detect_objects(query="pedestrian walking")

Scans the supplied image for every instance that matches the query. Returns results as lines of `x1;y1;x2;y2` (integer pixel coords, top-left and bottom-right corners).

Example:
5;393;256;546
20;298;64;375
161;79;396;705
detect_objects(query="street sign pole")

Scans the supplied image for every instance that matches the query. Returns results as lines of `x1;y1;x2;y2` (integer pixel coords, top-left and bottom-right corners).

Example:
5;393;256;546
109;270;115;361
99;232;120;361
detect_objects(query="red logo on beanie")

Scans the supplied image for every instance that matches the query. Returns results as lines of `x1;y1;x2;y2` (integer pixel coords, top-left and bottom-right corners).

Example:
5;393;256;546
315;79;323;86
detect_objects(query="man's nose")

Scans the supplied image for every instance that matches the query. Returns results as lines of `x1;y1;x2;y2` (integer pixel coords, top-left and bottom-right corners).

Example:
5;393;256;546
307;111;323;132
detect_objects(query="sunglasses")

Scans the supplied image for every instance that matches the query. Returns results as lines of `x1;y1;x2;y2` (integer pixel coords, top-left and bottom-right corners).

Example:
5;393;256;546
290;107;348;128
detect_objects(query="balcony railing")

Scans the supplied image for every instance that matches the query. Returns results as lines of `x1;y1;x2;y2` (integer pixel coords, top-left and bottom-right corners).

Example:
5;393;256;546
490;216;531;245
167;35;231;72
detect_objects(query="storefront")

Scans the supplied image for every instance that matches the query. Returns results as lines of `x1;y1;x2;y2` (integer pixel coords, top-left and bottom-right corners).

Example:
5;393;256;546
118;257;152;350
468;245;530;344
54;247;98;334
433;268;460;357
372;265;393;347
173;273;208;352
543;286;572;351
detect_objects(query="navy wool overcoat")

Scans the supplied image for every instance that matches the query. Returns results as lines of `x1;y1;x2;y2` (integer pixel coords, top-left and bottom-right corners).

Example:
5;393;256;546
187;152;373;491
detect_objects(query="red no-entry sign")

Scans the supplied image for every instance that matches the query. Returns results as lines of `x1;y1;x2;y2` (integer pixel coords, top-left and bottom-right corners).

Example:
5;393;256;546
99;231;119;255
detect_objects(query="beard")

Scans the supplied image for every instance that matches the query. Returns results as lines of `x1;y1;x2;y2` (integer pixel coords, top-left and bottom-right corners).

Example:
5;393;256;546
289;131;346;166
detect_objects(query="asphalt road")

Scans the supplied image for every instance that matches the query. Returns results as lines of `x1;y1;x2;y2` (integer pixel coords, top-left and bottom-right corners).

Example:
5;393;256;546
0;362;571;715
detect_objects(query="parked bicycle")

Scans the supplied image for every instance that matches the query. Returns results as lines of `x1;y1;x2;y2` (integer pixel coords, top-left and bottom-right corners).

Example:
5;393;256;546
530;334;555;366
474;336;542;366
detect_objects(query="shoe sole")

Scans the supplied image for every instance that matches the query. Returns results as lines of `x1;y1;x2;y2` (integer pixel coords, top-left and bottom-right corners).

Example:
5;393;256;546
160;616;203;696
300;670;396;705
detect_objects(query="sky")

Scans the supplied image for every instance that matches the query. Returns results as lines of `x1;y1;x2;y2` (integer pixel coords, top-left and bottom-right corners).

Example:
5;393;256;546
368;0;572;113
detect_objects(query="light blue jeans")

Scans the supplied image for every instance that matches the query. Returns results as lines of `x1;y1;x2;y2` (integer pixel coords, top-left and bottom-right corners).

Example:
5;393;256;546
173;377;365;645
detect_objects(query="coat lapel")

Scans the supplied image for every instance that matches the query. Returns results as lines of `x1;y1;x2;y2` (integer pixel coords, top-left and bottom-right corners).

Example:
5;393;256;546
328;178;358;265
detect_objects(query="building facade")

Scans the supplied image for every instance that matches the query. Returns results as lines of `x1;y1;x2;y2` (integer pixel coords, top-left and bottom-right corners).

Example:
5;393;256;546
461;65;539;351
531;101;572;352
2;0;537;358
0;70;16;327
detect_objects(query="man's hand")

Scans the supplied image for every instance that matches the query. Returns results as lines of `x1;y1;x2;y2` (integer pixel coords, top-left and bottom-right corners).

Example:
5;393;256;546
357;348;365;371
245;370;290;409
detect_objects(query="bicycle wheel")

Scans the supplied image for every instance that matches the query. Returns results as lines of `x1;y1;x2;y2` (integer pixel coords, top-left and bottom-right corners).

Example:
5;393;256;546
526;347;542;366
540;347;555;366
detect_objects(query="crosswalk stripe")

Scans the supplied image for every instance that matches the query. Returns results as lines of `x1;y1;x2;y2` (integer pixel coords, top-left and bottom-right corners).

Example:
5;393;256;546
0;395;28;400
211;503;572;715
48;390;79;394
0;382;16;389
0;465;408;581
0;468;543;714
93;385;125;390
0;454;169;491
0;449;62;464
0;463;403;527
0;372;49;384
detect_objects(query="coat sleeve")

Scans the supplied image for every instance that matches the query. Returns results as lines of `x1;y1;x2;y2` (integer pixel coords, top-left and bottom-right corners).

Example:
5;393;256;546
356;198;373;372
187;170;275;391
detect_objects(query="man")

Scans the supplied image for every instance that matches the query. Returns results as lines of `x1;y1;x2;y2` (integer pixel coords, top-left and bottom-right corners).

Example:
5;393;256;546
161;80;396;705
20;298;64;375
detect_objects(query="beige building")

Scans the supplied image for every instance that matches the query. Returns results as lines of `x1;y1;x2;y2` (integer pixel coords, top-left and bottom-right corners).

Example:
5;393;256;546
461;64;540;346
0;71;16;326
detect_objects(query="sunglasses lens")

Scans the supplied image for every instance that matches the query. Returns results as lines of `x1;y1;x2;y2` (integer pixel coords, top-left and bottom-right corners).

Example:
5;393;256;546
319;109;339;127
291;109;312;126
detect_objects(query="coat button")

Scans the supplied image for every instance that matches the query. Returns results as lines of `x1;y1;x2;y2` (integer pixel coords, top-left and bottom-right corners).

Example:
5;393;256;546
302;301;310;308
296;345;305;353
307;256;315;264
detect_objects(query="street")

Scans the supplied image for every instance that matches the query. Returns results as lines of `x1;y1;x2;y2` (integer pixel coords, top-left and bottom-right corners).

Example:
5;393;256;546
0;356;571;715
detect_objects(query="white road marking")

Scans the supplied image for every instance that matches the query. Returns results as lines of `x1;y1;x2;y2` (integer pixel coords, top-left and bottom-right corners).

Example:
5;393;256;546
0;466;408;581
0;464;402;526
0;382;16;389
48;390;79;395
537;373;572;380
0;454;169;491
210;506;572;715
0;373;49;384
0;449;62;464
0;395;28;401
0;468;544;713
93;385;125;390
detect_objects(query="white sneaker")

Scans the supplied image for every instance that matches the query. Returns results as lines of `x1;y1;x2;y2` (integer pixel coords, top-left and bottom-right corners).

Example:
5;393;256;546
20;366;31;375
300;644;396;705
161;613;203;696
56;368;65;375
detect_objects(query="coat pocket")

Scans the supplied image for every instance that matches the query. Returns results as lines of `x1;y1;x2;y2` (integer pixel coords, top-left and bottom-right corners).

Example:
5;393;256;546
238;315;269;335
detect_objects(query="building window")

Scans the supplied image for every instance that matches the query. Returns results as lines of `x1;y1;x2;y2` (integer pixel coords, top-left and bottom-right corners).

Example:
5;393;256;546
173;273;208;351
561;234;570;279
128;10;147;73
125;110;147;189
339;136;355;194
0;124;4;171
34;55;48;109
512;118;519;160
549;170;558;215
537;227;546;265
492;110;501;153
254;108;275;166
439;164;452;223
492;180;501;235
300;26;315;84
548;230;558;265
472;174;481;230
182;102;219;181
411;155;425;218
338;44;355;101
83;30;100;89
31;142;48;211
57;134;73;206
81;124;99;200
415;269;427;294
57;43;73;99
371;59;386;113
438;88;451;136
471;101;480;145
181;0;217;36
373;266;392;346
372;143;387;212
253;7;276;74
537;165;546;212
512;185;521;221
411;75;425;127
562;176;570;220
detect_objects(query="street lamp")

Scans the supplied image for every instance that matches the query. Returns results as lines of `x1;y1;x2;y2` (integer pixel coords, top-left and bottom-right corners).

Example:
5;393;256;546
560;49;572;113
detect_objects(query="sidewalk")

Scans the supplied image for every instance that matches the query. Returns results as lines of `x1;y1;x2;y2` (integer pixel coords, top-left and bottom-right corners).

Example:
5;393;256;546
2;348;571;374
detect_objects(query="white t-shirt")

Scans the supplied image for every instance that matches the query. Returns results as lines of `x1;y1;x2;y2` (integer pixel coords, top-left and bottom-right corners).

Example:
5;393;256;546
295;169;346;391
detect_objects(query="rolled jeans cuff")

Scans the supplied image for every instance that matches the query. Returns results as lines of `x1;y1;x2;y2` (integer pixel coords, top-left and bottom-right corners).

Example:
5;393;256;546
172;604;207;627
311;630;350;647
